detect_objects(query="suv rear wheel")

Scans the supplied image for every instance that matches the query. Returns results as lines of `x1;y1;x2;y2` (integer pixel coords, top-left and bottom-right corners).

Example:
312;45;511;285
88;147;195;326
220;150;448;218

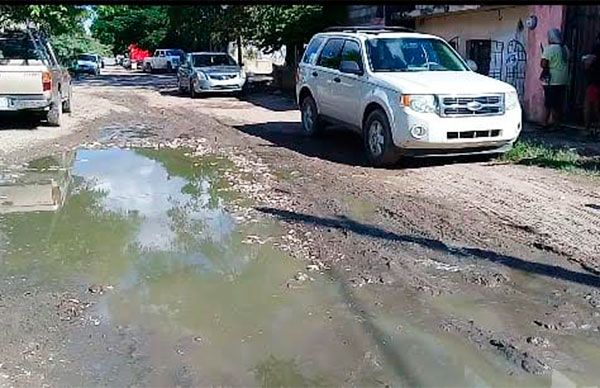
46;98;63;127
363;109;400;167
300;96;323;136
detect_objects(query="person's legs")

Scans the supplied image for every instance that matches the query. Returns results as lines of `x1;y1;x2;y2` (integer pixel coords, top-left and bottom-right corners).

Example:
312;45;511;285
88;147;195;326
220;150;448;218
590;85;600;137
543;86;554;127
552;85;566;129
585;85;593;132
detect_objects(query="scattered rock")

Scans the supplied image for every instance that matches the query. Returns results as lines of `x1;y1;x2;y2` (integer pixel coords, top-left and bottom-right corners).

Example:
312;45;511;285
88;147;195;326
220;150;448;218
526;336;550;348
88;284;113;295
57;297;90;322
533;320;559;331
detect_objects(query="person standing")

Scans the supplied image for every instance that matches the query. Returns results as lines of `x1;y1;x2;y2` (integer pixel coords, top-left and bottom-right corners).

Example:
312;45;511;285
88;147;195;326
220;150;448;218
583;33;600;138
540;28;570;131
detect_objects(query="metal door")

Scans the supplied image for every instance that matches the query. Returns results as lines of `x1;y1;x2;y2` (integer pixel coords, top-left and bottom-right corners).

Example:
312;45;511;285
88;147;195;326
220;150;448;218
505;40;527;102
563;5;600;123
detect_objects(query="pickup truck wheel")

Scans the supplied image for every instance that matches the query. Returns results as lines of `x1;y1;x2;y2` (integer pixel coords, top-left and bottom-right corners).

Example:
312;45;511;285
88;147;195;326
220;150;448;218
62;87;72;114
363;109;400;167
300;96;323;136
46;99;63;127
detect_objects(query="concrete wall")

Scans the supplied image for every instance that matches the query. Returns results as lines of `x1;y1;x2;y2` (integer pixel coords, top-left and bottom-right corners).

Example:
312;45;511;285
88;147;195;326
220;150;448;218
415;5;566;123
417;6;530;61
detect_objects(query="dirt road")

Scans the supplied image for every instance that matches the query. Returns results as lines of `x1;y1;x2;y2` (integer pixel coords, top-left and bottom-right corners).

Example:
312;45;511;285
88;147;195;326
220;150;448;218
0;68;599;386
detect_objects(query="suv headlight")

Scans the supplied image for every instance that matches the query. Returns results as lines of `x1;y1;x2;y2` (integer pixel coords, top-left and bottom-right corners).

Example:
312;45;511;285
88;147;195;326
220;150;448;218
505;91;519;110
239;70;246;79
196;71;207;80
401;94;438;114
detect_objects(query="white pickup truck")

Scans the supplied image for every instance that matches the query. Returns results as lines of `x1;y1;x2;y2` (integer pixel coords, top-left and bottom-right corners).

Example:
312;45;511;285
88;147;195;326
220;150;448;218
0;27;72;126
143;49;185;73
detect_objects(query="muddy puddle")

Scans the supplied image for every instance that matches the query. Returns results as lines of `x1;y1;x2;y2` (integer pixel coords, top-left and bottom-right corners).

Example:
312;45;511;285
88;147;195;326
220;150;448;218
0;148;594;386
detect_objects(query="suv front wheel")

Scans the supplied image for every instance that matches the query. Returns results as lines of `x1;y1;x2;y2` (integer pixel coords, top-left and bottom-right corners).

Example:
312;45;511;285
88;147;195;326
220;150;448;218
363;109;400;167
300;96;323;136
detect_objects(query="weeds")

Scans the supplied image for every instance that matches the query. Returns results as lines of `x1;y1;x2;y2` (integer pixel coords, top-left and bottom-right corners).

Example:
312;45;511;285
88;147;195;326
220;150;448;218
500;140;600;175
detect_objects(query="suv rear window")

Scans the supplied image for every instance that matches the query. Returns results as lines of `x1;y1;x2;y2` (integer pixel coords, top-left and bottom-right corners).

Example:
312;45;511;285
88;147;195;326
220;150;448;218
317;39;344;69
302;37;325;64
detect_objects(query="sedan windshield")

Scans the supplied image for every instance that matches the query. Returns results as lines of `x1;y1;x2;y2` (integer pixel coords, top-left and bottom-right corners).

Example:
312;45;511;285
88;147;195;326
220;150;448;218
192;54;236;67
77;54;97;62
366;37;467;72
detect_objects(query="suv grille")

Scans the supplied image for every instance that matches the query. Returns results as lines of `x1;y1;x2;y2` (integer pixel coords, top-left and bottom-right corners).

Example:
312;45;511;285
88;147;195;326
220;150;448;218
439;94;504;117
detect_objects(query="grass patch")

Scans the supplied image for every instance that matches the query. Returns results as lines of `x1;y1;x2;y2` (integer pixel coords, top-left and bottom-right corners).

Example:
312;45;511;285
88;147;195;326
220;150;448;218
499;140;600;175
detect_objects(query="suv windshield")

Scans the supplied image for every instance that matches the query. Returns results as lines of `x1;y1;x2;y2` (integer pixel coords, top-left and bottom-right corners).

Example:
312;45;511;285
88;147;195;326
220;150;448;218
366;37;467;72
192;54;236;67
77;54;97;62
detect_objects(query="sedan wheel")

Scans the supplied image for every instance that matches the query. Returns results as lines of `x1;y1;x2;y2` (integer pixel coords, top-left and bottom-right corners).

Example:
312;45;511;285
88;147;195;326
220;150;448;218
189;80;198;98
177;77;185;94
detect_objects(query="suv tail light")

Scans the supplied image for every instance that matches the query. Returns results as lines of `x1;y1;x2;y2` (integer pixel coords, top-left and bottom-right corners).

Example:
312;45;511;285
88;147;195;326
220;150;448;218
294;68;299;83
42;71;52;92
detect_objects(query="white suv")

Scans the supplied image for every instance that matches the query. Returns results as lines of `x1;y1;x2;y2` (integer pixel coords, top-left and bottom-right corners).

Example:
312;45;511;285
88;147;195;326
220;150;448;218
296;27;522;167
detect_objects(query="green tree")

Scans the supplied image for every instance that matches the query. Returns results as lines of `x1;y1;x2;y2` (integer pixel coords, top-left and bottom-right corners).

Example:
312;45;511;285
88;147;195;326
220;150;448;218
0;5;88;35
51;33;112;63
243;5;346;63
91;5;169;54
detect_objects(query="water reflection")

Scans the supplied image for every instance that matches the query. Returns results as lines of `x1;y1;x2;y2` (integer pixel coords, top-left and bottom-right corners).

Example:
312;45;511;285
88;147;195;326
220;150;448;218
0;148;572;386
0;153;74;214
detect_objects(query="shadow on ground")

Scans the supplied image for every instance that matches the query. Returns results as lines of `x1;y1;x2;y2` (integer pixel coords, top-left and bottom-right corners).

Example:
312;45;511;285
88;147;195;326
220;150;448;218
521;125;600;158
257;207;600;288
235;121;499;169
0;112;44;130
74;72;176;91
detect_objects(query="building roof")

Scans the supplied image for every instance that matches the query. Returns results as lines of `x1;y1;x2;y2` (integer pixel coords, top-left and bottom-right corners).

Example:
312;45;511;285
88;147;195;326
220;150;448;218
403;5;518;19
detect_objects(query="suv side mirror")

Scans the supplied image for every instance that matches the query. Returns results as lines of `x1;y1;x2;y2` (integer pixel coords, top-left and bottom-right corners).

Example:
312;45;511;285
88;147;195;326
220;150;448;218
466;59;478;72
340;60;363;75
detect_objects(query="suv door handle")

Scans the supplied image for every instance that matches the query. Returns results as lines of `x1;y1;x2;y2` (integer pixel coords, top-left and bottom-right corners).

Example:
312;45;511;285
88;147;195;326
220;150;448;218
312;71;318;77
333;77;341;83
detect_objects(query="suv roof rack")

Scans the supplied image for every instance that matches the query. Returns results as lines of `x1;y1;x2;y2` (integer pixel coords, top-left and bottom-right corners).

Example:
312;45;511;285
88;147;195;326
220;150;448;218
324;25;415;34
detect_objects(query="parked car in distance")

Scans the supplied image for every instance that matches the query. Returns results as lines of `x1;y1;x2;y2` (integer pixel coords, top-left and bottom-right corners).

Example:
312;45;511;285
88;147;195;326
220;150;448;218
296;26;522;167
72;53;102;75
0;27;72;126
177;52;247;97
143;49;185;73
102;56;116;66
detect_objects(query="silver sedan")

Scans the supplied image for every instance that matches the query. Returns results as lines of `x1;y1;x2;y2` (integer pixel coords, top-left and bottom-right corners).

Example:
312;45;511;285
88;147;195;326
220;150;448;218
177;52;247;97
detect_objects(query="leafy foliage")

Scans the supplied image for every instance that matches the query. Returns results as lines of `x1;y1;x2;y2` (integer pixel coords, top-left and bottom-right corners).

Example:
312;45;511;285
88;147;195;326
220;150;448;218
91;6;169;54
51;33;112;63
0;5;88;35
90;5;346;62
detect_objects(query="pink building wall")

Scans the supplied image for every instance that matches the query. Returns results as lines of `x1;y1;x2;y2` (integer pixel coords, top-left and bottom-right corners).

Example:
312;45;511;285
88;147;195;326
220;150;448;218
524;5;567;123
415;5;567;124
